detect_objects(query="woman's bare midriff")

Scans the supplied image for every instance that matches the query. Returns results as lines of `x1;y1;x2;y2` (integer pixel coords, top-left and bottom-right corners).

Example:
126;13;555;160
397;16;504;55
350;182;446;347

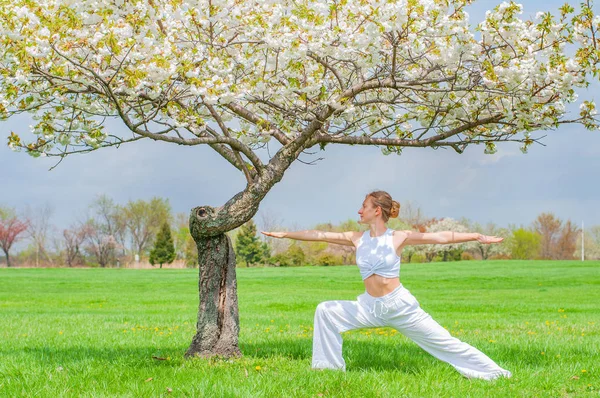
364;274;401;297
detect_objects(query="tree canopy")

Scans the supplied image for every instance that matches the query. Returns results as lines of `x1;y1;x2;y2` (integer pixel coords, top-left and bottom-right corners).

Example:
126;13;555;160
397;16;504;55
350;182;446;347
2;0;599;175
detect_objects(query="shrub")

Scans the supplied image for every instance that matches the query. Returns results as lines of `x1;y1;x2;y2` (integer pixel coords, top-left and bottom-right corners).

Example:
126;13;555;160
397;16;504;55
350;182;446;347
270;244;305;267
268;253;288;267
287;244;305;266
461;252;474;261
315;252;344;266
410;253;426;263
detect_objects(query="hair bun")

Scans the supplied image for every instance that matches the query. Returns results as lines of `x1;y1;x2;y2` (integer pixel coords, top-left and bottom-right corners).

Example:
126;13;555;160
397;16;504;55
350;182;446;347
390;200;400;218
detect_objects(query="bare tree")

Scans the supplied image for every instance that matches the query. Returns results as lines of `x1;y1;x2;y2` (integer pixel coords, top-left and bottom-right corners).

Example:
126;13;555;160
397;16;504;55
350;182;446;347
24;203;55;266
400;201;428;230
84;219;117;268
257;209;289;256
91;195;128;260
533;212;563;260
63;223;91;267
556;220;580;260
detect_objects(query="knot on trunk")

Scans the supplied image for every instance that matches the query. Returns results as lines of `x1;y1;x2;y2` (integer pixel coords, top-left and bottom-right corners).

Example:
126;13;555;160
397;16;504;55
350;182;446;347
189;205;224;240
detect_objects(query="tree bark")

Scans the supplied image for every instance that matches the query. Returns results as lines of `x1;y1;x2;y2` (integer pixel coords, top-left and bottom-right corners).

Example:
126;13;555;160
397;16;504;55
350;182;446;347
186;208;241;358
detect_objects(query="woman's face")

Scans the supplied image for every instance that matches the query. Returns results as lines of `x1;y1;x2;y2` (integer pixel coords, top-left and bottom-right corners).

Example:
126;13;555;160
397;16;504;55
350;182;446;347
358;197;380;224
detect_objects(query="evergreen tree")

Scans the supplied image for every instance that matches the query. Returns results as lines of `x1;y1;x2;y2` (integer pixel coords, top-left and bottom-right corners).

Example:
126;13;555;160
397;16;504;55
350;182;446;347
235;220;268;267
149;222;176;268
261;241;271;264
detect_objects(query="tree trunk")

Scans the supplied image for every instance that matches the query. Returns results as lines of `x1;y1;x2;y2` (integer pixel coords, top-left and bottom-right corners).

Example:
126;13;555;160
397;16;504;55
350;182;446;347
182;133;319;358
4;250;10;267
186;228;241;358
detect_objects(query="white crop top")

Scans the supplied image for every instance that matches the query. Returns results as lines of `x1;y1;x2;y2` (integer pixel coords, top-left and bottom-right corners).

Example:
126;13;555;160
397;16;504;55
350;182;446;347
356;228;401;280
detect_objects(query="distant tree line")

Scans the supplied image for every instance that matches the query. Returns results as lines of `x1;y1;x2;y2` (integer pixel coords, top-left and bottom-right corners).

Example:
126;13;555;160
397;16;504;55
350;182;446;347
1;199;598;268
0;195;196;268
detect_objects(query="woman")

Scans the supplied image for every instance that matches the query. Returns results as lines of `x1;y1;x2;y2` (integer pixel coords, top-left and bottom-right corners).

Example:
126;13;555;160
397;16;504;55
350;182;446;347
261;190;512;380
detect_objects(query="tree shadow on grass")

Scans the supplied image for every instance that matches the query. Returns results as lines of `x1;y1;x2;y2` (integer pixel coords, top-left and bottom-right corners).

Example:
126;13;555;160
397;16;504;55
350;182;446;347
241;338;436;373
0;345;184;368
240;336;575;374
345;340;437;373
1;338;572;374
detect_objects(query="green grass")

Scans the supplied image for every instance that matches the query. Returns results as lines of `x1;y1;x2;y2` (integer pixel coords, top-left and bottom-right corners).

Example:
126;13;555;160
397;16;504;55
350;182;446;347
0;260;599;397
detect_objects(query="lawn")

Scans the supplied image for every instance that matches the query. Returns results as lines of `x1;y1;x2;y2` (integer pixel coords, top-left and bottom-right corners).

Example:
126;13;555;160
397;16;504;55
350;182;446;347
0;260;598;397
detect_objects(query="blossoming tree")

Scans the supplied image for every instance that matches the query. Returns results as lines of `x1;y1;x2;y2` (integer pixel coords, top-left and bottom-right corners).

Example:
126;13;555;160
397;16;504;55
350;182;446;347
0;207;29;267
420;217;471;261
1;0;599;358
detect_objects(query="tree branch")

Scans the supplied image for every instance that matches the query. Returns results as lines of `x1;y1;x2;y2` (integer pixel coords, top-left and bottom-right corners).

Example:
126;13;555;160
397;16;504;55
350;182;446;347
312;114;504;147
44;44;268;172
203;99;258;183
223;102;291;145
307;51;345;91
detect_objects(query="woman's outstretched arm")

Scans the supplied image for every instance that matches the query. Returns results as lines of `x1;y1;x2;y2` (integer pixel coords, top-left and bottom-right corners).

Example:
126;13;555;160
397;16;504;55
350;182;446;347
261;230;358;246
402;231;503;245
261;230;318;240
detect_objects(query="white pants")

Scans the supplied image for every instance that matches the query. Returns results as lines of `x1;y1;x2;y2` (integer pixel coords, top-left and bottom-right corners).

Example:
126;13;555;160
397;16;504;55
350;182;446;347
312;285;512;380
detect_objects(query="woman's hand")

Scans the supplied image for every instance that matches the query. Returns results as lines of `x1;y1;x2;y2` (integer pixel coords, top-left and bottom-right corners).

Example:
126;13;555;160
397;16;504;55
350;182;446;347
476;234;504;244
260;231;287;239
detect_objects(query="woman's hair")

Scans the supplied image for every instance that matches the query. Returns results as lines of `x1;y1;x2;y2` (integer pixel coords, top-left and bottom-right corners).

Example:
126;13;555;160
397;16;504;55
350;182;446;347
366;190;400;222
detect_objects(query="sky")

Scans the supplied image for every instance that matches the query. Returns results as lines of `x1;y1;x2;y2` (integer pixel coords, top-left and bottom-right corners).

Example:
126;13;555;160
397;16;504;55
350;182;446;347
1;0;599;237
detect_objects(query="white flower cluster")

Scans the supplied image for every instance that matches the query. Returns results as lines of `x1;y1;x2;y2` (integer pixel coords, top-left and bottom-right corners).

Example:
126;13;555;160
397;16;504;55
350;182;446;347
0;0;598;155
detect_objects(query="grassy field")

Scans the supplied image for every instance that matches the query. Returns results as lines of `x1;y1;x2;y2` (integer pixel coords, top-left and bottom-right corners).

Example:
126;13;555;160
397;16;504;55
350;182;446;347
0;260;599;397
